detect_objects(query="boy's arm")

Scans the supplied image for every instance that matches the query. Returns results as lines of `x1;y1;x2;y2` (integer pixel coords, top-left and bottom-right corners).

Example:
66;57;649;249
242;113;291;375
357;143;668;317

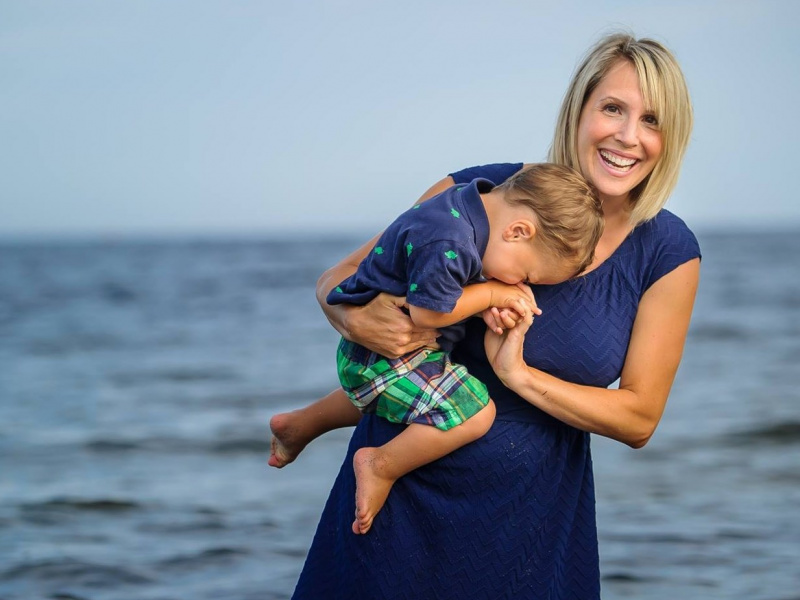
408;281;538;329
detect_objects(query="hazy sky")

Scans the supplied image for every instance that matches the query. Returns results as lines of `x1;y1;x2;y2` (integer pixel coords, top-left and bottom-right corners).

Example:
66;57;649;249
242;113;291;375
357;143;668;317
3;0;799;237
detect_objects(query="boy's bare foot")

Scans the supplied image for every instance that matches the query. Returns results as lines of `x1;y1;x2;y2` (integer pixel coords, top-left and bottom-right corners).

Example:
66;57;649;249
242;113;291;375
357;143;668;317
268;412;308;468
352;447;396;535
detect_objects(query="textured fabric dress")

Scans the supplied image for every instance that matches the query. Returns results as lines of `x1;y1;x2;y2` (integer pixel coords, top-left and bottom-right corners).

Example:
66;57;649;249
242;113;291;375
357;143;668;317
292;163;701;600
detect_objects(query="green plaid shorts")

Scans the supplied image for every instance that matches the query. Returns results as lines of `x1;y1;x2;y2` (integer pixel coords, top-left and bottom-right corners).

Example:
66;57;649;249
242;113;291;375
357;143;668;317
336;338;490;431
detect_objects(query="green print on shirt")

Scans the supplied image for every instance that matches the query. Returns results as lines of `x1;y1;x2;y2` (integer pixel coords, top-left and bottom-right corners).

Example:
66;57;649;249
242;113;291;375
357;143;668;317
374;246;384;255
409;283;418;292
335;286;343;293
450;208;460;218
444;250;458;260
406;243;413;257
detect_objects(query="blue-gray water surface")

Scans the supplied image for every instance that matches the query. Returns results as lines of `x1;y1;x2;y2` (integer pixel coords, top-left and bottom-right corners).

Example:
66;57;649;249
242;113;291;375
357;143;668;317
1;231;799;600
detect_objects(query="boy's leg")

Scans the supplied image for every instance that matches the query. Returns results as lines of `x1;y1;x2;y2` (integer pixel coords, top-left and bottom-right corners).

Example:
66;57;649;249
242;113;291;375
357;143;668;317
352;399;496;534
269;387;362;468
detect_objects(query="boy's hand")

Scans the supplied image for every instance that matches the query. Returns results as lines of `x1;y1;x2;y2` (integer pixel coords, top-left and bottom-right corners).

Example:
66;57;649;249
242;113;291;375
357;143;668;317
486;281;541;316
481;282;541;334
481;307;523;335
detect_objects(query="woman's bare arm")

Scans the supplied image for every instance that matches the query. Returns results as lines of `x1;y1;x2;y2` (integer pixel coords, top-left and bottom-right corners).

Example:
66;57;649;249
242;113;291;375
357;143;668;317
315;176;456;358
485;258;700;448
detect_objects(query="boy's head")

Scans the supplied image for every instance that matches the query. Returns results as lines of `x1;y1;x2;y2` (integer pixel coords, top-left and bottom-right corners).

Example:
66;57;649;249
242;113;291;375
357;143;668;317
481;163;603;285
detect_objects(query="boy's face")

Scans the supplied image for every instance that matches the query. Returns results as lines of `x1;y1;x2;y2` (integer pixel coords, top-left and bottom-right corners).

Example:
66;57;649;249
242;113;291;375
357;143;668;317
482;238;576;286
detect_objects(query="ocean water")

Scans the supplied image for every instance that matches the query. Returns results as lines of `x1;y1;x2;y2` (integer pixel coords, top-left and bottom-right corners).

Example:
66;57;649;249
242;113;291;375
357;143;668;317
0;231;798;600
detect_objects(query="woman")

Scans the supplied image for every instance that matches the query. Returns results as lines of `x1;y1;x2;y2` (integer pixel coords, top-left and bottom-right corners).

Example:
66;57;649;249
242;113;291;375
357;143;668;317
292;33;700;599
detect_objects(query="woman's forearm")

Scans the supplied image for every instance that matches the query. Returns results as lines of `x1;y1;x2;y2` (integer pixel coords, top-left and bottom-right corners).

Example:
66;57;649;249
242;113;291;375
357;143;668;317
504;367;660;448
490;260;700;448
315;234;380;338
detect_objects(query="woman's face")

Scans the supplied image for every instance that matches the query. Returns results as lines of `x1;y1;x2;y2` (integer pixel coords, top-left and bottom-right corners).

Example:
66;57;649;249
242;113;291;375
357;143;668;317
576;60;663;203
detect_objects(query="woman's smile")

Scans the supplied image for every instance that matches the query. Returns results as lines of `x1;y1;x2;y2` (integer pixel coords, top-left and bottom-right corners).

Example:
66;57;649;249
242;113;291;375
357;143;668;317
598;148;638;172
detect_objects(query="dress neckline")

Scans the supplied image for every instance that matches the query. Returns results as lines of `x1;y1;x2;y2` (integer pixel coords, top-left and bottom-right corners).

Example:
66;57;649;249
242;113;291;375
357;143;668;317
578;222;638;281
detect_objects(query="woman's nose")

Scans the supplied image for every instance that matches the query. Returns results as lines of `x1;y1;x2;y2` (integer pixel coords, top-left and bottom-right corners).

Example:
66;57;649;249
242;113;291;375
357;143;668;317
614;118;639;148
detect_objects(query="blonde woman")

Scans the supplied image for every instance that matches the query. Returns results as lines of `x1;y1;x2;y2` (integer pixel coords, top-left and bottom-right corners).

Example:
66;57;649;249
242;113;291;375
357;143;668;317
291;33;700;599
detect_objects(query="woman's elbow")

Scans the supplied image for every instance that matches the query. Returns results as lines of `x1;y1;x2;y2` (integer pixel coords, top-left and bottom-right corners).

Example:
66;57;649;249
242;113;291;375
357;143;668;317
315;268;336;302
626;435;651;450
624;421;658;449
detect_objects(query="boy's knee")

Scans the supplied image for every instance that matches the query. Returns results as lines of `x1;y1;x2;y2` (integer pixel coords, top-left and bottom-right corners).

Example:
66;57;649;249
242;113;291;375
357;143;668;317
473;399;496;436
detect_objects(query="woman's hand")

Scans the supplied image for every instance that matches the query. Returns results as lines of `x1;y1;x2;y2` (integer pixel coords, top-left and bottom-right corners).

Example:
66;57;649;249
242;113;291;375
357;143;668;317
484;304;534;387
343;293;439;358
481;307;518;335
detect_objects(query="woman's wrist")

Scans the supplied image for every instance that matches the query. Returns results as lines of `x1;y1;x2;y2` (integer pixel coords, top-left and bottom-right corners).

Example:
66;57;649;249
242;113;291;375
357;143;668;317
499;358;547;406
502;364;532;394
321;301;354;341
316;267;353;338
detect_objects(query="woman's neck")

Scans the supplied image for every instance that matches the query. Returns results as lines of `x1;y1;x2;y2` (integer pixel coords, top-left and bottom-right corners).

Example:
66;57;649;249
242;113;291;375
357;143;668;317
583;195;633;273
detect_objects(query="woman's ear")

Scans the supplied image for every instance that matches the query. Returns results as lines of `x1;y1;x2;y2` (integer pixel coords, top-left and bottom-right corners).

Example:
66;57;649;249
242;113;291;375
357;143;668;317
503;219;537;242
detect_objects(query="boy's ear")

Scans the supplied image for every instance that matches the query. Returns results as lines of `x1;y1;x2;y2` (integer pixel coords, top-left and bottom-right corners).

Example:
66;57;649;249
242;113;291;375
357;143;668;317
503;219;537;242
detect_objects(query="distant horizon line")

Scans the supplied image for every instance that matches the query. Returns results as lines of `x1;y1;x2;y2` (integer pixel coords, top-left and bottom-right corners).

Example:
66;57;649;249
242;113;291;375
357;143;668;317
1;221;799;244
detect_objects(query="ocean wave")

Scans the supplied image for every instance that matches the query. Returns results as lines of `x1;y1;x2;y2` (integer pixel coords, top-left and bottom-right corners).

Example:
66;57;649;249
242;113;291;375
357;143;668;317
50;593;91;600
20;497;142;514
241;266;325;290
602;571;662;583
0;558;153;586
110;367;240;387
688;323;750;342
24;334;127;356
154;547;249;571
725;421;800;446
137;518;227;534
85;435;268;455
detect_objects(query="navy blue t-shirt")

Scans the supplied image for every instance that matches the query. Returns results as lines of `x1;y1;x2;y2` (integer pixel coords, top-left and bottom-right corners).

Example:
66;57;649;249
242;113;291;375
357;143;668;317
327;178;494;351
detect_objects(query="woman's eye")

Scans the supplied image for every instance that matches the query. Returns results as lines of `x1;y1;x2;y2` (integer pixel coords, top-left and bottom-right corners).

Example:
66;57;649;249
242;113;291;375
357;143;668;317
643;114;659;126
603;104;620;114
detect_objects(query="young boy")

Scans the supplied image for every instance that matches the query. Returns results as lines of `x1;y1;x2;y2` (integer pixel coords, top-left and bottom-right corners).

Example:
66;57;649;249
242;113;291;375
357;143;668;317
269;164;603;534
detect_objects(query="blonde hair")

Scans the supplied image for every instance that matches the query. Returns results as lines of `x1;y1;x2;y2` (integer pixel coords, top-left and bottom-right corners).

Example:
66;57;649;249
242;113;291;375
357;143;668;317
549;32;693;226
496;163;604;276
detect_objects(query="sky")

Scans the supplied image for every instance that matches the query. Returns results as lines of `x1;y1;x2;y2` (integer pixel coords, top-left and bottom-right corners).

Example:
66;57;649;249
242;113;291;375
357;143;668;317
2;0;800;238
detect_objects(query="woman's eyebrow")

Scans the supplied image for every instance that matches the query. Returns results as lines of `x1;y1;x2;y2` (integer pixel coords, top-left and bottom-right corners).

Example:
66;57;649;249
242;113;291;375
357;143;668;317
595;95;626;105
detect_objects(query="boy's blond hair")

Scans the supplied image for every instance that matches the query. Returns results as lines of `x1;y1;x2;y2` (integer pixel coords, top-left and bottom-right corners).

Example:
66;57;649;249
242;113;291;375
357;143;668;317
496;163;604;276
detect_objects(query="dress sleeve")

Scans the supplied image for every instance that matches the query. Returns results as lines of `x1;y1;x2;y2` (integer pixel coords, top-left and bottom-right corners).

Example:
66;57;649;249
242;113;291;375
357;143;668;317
405;240;482;313
642;211;702;292
449;163;524;185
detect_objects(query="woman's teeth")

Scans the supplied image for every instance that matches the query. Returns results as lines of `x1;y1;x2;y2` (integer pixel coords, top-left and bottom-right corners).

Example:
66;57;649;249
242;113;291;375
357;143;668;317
600;150;636;171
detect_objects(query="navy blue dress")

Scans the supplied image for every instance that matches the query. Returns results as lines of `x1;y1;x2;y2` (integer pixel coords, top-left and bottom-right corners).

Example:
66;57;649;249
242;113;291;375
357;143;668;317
292;163;701;600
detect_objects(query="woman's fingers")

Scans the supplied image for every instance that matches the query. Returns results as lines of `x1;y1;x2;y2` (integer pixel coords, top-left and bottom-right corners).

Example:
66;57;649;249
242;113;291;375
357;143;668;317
349;293;438;357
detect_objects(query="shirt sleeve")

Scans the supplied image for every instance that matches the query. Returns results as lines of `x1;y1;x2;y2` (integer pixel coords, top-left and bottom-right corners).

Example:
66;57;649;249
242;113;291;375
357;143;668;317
449;163;524;185
642;211;702;292
404;240;482;313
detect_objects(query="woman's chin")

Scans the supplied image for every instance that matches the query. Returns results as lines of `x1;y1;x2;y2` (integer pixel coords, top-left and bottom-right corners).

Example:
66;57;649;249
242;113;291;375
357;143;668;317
592;174;642;202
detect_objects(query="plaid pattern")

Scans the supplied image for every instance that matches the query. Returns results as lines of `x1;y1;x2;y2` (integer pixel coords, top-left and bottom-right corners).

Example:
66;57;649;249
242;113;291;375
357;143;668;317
336;338;490;431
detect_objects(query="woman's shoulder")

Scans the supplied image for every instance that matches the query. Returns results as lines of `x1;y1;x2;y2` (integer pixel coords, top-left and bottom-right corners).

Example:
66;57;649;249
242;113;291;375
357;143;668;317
627;209;701;291
635;209;700;252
